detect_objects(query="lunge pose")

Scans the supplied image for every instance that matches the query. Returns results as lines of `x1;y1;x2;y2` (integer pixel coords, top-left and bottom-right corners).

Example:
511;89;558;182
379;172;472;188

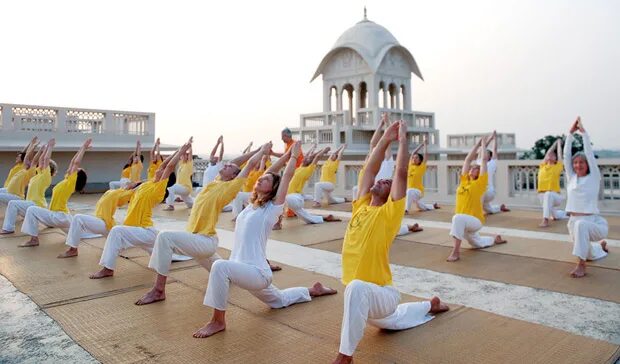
312;144;347;207
333;121;448;364
480;131;510;214
406;138;439;213
0;138;39;205
148;138;163;181
352;114;393;200
193;141;336;338
19;139;90;247
164;139;194;210
537;137;568;227
564;117;609;278
2;137;36;191
201;136;225;189
447;136;506;262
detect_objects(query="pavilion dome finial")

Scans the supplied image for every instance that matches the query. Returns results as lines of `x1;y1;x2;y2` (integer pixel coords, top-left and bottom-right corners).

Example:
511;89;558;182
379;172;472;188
363;6;367;20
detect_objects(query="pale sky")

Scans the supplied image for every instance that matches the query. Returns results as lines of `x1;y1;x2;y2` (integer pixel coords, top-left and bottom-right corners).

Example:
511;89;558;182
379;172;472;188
2;0;619;153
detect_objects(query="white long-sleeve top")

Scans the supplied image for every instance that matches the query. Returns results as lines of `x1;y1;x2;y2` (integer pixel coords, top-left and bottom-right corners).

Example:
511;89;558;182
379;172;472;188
563;132;600;214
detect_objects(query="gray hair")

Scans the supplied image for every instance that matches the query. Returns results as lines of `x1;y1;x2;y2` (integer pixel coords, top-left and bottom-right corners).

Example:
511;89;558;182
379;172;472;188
281;128;292;137
571;152;590;174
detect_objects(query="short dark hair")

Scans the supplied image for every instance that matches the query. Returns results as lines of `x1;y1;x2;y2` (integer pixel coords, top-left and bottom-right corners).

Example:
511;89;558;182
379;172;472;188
18;152;26;162
75;170;88;192
487;149;493;158
140;154;144;163
281;128;292;137
163;172;176;202
49;160;58;176
415;153;424;162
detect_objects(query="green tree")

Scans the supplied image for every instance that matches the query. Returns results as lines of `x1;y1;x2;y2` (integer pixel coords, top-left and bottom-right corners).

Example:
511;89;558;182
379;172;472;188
521;134;584;160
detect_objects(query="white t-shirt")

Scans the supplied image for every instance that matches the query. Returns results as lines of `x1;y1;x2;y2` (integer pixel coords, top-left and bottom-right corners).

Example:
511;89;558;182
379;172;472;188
202;162;223;186
230;201;284;277
376;157;395;181
564;133;600;214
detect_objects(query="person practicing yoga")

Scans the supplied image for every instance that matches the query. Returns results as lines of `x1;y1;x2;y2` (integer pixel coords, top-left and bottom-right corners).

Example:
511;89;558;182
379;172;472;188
447;135;506;262
19;138;90;248
480;131;510;214
1;139;57;235
129;140;143;183
193;141;337;338
537;137;568;227
312;144;347;207
89;140;191;279
134;142;273;305
1;136;37;192
406;137;439;213
271;128;304;167
0;138;40;206
163;139;194;211
109;141;141;190
563;117;609;278
148;138;163;181
230;154;268;220
286;146;341;224
333;121;448;364
200;136;225;190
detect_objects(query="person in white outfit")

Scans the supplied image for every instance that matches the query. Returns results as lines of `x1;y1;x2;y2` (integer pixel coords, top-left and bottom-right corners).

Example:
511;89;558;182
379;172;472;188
312;144;347;207
286;147;341;224
193;141;337;339
563;117;609;278
405;137;439;213
89;139;191;279
447;135;507;262
19;138;91;248
333;120;449;364
134;142;272;305
537;137;568;227
1;139;57;235
480;131;510;214
163;141;194;210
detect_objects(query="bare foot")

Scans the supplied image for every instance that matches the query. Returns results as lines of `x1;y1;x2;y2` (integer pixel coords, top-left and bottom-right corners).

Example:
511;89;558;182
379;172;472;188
174;197;183;202
408;223;423;233
324;214;341;222
193;321;226;338
433;202;440;209
429;296;450;314
539;219;549;228
268;260;282;272
312;202;321;208
309;282;337;297
162;205;174;211
601;240;608;253
89;268;114;279
446;251;460;262
570;264;586;278
494;235;507;244
500;204;510;212
272;222;282;230
18;239;39;247
135;288;166;305
0;229;14;235
57;247;78;258
332;353;353;364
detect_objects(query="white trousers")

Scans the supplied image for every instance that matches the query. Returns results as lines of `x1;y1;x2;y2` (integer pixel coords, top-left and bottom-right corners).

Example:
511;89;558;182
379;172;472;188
2;200;35;232
65;214;108;248
0;188;6;193
450;214;495;248
286;194;323;224
204;259;311;311
231;192;252;218
109;178;131;190
339;279;433;356
482;189;501;214
405;188;435;212
149;231;221;276
397;224;410;236
165;184;194;207
21;206;72;237
0;192;22;206
568;215;608;261
537;192;568;220
222;204;232;212
314;182;345;204
99;225;158;270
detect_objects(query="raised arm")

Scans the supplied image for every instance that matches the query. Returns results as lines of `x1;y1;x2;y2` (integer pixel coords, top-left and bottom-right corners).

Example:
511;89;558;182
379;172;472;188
359;121;399;197
564;117;579;176
462;138;483;175
479;136;488;176
239;142;272;178
391;121;410;200
544;139;559;162
230;146;261;167
491;130;498;160
158;143;190;182
218;136;224;162
370;113;388;151
334;144;347;161
23;139;39;167
266;147;292;175
311;147;330;165
242;141;253;154
68;138;92;174
409;143;424;163
578;119;599;178
556;137;563;162
209;136;222;164
423;136;429;162
150;138;159;162
29;145;45;169
275;142;301;205
40;139;55;170
133;140;141;163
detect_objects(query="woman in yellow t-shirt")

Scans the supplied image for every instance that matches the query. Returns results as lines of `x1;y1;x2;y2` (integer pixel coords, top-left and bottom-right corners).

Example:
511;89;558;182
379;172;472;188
108;155;133;190
148;137;163;181
1;139;57;235
163;142;194;211
405;138;439;213
0;137;40;205
20;138;91;248
312;144;347;207
447;136;506;262
1;136;37;191
537;137;568;227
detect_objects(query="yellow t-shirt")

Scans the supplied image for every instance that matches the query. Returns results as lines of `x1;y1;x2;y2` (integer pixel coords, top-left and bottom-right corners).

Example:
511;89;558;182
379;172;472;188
177;160;193;191
187;178;245;236
288;165;316;194
537;161;563;193
148;160;162;180
4;162;23;188
341;193;405;286
243;170;262;193
123;179;168;227
407;162;427;193
49;172;78;213
121;166;131;179
6;168;37;198
26;167;52;208
455;173;488;223
95;189;135;230
130;161;143;182
320;159;339;184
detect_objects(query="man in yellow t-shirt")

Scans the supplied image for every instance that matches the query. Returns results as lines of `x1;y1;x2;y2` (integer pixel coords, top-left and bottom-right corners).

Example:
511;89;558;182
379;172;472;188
334;121;449;364
447;136;507;263
537;138;568;227
405;138;439;213
163;142;194;211
1;139;57;235
20;139;90;248
286;147;341;225
90;140;192;279
134;142;273;305
312;144;347;207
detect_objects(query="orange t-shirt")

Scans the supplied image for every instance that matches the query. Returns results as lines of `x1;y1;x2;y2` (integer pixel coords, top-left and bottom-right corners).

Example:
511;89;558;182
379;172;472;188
285;140;304;168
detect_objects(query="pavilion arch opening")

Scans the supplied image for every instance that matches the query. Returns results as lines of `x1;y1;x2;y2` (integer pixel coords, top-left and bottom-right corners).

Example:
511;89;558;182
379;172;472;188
329;86;338;112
